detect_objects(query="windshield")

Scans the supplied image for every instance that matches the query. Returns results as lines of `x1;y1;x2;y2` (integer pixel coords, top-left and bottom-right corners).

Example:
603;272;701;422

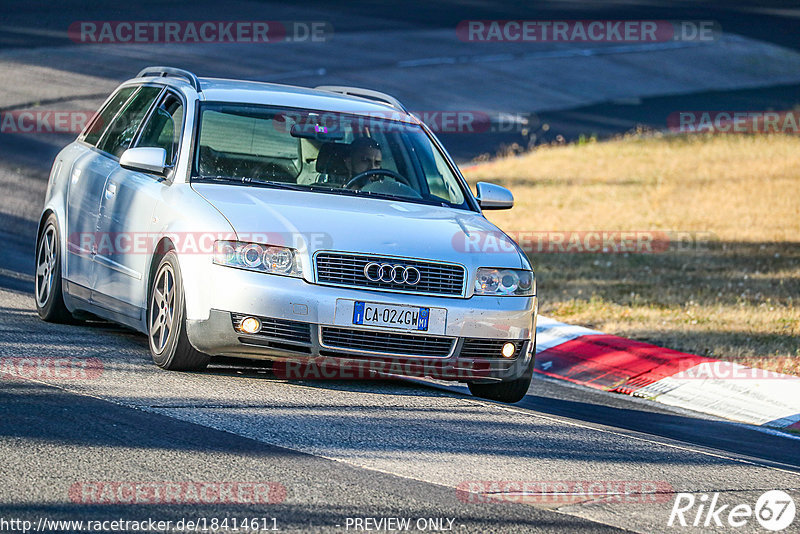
192;103;471;209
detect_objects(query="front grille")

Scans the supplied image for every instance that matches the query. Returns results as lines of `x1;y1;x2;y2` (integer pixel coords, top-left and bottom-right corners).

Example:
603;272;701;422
315;252;465;296
460;338;525;359
321;326;454;357
231;313;312;344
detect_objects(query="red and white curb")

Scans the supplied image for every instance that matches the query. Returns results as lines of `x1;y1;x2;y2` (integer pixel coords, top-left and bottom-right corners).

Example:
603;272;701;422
534;316;800;431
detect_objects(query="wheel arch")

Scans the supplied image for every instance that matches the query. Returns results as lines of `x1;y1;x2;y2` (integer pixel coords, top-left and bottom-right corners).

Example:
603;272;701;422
143;237;176;332
36;209;56;238
36;209;65;280
146;237;177;298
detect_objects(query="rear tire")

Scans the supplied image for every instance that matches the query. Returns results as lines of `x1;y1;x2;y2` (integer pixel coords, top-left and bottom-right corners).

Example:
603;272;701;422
35;214;74;323
148;251;209;371
468;341;535;403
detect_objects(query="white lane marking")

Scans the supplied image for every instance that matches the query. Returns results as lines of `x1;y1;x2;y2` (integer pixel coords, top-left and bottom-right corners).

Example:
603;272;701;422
262;67;327;81
396;38;719;70
0;267;34;282
0;25;67;39
460;397;800;478
396;57;457;67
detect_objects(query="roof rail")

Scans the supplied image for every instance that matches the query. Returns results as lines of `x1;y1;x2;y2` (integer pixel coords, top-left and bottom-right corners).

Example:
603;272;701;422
315;85;408;112
136;66;202;92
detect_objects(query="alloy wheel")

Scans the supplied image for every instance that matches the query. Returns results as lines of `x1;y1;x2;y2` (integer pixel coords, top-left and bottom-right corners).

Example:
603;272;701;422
35;224;57;308
149;263;176;353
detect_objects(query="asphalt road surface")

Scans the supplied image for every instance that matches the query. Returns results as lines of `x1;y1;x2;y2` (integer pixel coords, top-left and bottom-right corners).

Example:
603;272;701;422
2;1;799;159
1;2;799;533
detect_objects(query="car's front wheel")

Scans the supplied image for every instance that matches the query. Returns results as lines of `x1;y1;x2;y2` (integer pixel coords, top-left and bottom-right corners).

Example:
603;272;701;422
148;251;209;371
467;345;535;403
35;214;74;323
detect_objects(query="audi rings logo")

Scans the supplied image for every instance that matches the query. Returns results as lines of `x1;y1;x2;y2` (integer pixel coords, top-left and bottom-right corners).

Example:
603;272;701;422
363;263;421;285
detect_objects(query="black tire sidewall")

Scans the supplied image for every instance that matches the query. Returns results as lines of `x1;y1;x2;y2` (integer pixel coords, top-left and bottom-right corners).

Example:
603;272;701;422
35;215;69;321
468;338;536;403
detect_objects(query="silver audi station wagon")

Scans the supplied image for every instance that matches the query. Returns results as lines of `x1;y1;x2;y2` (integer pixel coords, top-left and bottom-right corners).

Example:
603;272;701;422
35;66;537;402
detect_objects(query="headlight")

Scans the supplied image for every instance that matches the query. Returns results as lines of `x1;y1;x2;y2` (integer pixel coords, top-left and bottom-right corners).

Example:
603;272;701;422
213;240;302;277
474;268;534;296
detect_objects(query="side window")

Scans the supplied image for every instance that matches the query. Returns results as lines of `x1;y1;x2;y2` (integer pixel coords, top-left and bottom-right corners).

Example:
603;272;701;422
409;133;464;204
136;93;185;168
96;86;162;158
82;86;136;147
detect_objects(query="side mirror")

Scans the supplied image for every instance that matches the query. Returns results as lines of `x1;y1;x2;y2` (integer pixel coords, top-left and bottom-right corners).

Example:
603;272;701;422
476;182;514;210
119;147;167;175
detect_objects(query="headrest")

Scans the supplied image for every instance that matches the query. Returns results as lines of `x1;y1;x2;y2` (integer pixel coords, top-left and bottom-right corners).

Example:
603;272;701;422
315;142;349;175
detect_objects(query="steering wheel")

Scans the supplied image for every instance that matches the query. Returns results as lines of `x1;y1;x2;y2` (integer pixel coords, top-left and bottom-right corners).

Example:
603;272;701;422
344;169;412;190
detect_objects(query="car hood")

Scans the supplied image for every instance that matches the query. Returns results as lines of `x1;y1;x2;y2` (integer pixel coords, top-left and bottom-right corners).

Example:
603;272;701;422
192;184;526;273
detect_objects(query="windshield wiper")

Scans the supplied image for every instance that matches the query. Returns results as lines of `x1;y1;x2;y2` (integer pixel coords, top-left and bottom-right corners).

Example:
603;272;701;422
318;186;442;205
194;175;306;191
194;175;461;208
195;177;380;197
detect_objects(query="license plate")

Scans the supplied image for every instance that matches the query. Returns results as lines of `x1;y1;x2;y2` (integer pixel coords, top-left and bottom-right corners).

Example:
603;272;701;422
352;301;430;331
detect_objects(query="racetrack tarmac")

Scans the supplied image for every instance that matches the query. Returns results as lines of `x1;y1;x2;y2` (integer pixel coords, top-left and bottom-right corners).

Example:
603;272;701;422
1;2;799;532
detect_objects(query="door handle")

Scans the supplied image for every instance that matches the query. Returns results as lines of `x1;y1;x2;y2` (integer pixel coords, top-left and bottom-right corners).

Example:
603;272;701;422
105;182;117;199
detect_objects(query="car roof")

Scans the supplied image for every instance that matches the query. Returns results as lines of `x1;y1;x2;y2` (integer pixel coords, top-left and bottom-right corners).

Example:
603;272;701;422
127;75;418;123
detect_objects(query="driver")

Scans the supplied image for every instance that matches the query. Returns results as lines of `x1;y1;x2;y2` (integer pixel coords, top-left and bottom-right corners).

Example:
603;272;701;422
346;137;382;178
342;136;419;198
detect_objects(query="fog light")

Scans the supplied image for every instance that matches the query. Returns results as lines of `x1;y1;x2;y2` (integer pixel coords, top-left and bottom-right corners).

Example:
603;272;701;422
501;342;516;358
239;316;261;334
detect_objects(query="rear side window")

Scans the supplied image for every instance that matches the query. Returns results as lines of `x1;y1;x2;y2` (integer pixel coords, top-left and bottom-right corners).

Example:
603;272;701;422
82;86;136;147
136;92;185;168
96;86;162;158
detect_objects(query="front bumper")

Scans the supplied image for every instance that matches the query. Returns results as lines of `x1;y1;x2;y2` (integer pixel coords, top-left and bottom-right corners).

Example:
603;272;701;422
185;266;537;382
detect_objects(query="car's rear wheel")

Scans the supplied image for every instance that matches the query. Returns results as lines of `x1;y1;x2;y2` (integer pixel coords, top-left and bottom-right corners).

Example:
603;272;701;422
467;342;535;403
35;215;74;323
148;251;209;371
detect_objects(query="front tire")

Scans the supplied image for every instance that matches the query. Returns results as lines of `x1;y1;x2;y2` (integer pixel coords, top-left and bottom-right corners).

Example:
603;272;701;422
148;251;209;371
468;343;535;403
35;215;73;323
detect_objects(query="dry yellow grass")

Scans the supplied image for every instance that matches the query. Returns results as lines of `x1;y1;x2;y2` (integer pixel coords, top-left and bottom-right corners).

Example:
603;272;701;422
466;133;800;241
463;133;800;373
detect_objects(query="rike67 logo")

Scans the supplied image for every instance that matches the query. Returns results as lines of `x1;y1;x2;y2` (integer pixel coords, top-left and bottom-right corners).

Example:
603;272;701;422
668;490;796;531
